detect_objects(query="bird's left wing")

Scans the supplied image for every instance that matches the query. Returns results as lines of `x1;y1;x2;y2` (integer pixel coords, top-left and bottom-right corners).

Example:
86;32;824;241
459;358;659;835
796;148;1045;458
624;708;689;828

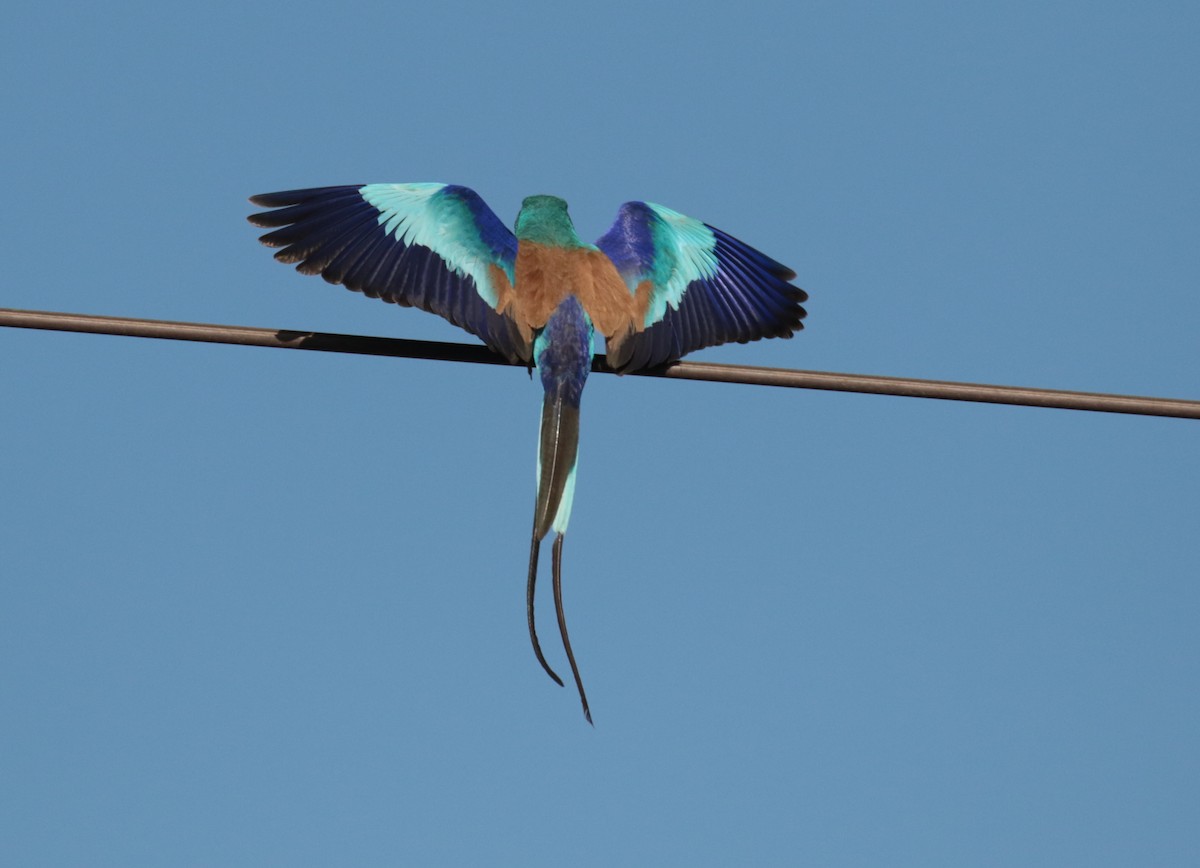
249;183;531;364
595;201;807;372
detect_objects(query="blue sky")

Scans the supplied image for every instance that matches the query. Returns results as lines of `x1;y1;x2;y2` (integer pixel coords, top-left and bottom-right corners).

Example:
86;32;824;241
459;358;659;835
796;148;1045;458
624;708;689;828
2;1;1197;864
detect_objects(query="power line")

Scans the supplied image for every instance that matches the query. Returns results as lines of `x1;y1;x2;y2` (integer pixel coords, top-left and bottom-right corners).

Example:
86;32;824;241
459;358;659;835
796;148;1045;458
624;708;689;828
2;306;1197;420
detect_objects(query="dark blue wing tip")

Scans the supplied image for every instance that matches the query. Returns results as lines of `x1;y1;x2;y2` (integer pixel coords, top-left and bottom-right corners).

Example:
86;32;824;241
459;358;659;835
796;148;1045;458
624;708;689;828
789;285;809;323
249;185;364;207
247;187;369;232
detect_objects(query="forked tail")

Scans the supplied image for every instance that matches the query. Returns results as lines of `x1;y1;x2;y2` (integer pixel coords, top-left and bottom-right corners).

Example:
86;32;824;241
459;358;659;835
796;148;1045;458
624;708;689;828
525;297;593;723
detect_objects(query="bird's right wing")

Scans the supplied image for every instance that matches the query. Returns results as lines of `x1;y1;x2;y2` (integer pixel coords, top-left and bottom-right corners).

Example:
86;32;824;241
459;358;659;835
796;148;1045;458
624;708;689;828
594;201;807;372
249;184;532;364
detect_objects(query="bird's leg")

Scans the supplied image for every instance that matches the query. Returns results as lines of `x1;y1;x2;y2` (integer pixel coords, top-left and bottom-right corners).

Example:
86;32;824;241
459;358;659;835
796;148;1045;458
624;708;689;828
552;533;592;724
527;525;563;687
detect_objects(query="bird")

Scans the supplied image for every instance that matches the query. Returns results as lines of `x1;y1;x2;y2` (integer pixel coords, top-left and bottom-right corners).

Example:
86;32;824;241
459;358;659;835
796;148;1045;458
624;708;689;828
247;183;807;723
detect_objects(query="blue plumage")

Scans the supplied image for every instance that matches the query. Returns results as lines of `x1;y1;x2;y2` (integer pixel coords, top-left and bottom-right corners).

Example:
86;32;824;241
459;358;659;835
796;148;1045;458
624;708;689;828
596;202;805;371
249;183;807;722
535;296;593;408
249;185;529;364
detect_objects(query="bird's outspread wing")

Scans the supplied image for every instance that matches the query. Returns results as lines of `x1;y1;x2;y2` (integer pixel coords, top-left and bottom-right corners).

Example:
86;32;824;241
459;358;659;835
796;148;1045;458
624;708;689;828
595;201;807;372
248;184;532;364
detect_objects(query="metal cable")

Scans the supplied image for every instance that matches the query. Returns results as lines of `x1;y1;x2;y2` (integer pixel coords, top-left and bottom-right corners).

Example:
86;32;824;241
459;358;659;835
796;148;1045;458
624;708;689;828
2;307;1197;420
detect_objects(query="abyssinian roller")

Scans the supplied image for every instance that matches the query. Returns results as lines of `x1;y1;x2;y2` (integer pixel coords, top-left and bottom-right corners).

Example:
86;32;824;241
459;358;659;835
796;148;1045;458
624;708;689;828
248;184;807;722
